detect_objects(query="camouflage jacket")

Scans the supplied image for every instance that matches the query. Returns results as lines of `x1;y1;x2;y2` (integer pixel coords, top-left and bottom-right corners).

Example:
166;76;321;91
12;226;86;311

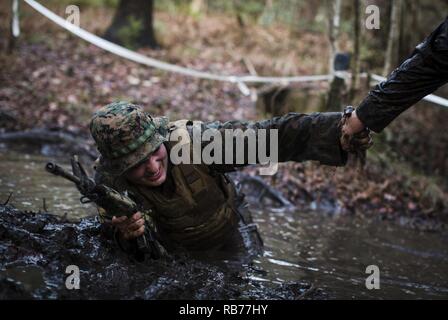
357;17;448;133
95;111;347;180
186;111;348;171
95;111;347;257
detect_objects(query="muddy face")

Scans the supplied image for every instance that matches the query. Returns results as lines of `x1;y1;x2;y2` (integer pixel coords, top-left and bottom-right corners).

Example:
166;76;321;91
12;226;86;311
124;144;168;187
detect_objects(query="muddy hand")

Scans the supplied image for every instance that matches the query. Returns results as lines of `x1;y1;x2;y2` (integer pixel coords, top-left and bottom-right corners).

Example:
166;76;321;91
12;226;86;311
340;107;373;153
350;128;373;151
340;127;373;153
111;212;145;240
341;109;365;136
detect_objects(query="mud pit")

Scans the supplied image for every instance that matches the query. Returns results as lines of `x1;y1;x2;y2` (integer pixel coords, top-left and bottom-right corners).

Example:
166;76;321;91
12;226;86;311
1;140;448;299
0;205;319;299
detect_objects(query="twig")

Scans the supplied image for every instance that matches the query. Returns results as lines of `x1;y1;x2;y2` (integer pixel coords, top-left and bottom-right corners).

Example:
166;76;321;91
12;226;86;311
42;197;48;212
242;56;258;76
3;192;13;205
297;283;316;300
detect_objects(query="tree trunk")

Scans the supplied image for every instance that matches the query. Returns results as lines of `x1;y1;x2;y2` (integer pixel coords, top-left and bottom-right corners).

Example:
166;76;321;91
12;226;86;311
190;0;206;15
398;0;418;62
327;0;341;74
259;0;274;26
8;0;20;54
104;0;158;49
326;0;344;111
326;76;346;111
350;0;361;98
383;0;402;76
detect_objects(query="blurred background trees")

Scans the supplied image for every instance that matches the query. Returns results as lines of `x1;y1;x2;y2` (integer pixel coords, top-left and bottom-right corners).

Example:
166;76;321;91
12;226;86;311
104;0;158;49
1;0;447;216
61;0;448;73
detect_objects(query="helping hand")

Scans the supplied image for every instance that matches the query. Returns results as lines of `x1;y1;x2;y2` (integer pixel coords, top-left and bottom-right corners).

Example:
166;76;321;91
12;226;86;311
340;107;373;153
341;109;365;136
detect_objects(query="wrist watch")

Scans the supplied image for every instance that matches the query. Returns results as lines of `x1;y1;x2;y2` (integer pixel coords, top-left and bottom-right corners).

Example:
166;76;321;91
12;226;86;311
343;105;355;118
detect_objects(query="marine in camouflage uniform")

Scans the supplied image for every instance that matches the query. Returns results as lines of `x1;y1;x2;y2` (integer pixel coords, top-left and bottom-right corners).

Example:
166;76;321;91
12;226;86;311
90;101;365;261
356;18;448;132
88;19;448;261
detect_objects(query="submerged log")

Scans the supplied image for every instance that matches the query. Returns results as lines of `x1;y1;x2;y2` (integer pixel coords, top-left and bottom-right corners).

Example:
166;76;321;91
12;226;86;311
235;173;295;211
0;128;98;160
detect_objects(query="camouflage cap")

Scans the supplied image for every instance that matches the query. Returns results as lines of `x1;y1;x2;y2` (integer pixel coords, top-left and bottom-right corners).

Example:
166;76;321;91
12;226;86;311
90;101;169;176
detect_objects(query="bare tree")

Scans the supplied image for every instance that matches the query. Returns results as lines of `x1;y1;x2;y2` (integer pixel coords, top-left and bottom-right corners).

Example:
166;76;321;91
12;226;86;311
104;0;158;49
190;0;207;15
326;0;344;111
399;0;418;62
327;0;341;74
351;0;361;96
259;0;274;26
383;0;402;76
8;0;20;53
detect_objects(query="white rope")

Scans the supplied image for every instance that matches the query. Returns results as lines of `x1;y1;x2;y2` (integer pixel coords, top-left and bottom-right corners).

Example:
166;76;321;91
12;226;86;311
21;0;448;107
371;74;448;108
24;0;332;93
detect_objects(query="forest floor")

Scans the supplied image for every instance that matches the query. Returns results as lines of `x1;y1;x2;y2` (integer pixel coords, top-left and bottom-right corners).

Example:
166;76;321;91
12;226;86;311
0;3;447;230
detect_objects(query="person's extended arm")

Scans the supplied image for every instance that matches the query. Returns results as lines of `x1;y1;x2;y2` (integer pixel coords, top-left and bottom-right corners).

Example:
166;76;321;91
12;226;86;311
194;112;349;172
346;18;448;134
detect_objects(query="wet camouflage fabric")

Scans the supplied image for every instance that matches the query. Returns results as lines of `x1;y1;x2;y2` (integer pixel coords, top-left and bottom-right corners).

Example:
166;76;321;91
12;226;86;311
93;109;347;258
92;103;347;178
90;101;169;175
191;111;348;172
357;18;448;133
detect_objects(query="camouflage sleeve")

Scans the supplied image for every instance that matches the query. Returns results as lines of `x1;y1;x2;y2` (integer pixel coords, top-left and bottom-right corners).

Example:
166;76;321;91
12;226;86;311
192;111;347;172
356;18;448;133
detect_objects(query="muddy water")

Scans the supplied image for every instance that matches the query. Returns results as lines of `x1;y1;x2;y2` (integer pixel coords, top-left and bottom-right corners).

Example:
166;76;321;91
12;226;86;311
0;145;96;218
1;145;447;299
251;209;448;299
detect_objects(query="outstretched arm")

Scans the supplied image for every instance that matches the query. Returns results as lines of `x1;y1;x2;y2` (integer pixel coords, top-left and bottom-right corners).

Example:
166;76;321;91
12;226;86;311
345;18;448;134
177;112;349;173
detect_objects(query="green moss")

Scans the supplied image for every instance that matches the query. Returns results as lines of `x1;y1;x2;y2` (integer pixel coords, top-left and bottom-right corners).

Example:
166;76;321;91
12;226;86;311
116;16;143;50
